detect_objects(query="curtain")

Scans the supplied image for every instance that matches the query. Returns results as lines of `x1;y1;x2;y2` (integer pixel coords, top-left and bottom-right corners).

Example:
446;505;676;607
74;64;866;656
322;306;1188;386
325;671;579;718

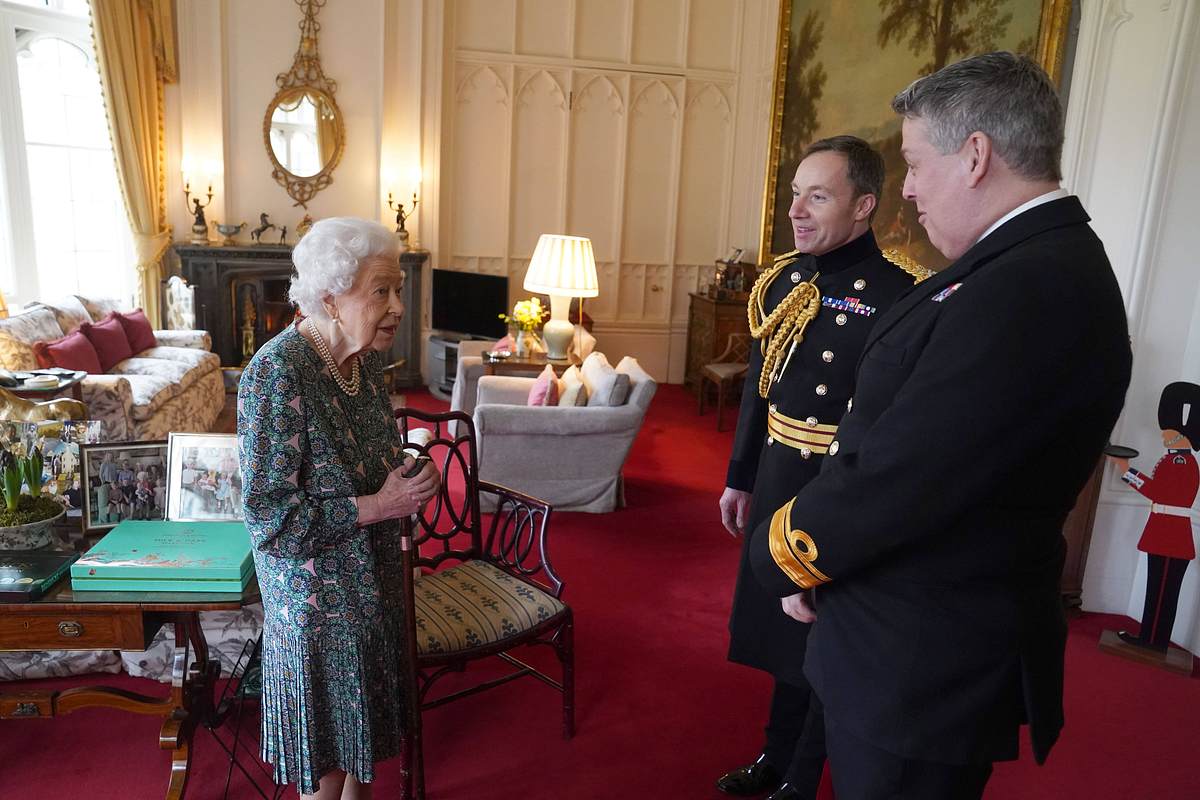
314;93;338;169
89;0;177;328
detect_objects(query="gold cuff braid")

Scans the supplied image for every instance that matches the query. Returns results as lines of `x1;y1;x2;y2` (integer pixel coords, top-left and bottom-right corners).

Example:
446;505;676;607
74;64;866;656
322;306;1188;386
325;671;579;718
767;498;831;590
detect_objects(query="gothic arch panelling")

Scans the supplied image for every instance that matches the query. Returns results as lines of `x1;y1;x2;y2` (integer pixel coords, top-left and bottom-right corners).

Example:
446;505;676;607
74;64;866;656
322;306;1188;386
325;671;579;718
516;0;572;58
676;81;733;264
568;73;626;262
631;0;685;67
574;0;630;62
455;0;516;54
452;64;511;257
622;78;682;265
511;68;568;256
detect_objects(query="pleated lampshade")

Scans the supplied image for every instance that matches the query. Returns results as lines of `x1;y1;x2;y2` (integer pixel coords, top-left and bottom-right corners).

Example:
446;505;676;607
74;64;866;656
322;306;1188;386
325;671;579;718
523;235;599;297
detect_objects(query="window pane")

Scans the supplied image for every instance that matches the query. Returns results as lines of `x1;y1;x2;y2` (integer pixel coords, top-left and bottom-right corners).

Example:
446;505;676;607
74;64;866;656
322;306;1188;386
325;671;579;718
7;0;90;17
16;33;134;304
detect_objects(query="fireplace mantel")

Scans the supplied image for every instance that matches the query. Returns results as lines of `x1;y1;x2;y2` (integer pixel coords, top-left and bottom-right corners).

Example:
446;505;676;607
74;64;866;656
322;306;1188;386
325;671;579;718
172;243;426;388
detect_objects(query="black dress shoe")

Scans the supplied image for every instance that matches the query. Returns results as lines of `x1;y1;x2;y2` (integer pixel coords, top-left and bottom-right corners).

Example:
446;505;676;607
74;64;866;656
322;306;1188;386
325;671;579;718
766;784;804;800
716;754;782;796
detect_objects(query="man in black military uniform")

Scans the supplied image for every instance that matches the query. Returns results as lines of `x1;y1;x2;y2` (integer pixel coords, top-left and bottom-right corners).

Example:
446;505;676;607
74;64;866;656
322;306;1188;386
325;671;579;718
750;53;1132;799
717;136;926;800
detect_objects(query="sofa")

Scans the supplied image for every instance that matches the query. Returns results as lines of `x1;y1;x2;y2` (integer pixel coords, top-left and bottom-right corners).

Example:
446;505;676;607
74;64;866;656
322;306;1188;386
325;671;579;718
0;295;224;441
472;354;657;512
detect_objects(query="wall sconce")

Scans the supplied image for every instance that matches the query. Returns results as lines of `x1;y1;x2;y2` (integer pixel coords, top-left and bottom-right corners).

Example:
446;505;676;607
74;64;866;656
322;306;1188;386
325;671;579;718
182;159;221;245
387;189;419;251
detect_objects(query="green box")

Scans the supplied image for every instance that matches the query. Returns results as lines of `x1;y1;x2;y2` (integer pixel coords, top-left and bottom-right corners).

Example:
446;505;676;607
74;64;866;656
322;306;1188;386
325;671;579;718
71;520;254;592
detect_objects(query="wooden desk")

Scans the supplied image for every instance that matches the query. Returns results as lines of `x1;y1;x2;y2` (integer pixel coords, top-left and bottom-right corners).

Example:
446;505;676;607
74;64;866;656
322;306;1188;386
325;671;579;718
482;352;580;377
0;573;260;800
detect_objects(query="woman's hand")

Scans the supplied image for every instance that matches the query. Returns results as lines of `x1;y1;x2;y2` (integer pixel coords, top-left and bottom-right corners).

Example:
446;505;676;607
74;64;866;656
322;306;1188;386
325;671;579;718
356;457;440;524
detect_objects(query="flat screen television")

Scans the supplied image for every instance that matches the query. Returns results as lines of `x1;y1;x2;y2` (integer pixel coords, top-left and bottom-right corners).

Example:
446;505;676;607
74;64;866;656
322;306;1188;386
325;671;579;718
430;269;508;339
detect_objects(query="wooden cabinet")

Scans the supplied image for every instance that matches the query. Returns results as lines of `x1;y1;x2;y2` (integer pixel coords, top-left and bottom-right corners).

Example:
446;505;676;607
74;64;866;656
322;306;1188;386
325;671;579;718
1060;458;1104;607
684;292;748;391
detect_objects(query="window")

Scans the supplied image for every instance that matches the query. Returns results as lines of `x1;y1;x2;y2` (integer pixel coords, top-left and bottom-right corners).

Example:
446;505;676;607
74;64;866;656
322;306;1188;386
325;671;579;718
0;0;134;307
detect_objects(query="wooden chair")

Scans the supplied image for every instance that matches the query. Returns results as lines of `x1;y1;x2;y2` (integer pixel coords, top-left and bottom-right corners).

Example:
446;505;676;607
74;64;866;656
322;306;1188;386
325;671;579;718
698;332;751;432
394;408;574;799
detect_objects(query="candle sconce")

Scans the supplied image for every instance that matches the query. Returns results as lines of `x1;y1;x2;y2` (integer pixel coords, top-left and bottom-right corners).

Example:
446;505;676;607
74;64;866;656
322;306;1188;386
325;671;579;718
183;179;213;244
387;191;418;250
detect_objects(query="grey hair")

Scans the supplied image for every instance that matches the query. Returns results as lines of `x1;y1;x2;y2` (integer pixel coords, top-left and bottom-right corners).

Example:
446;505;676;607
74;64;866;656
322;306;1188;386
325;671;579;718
289;217;400;320
891;51;1063;182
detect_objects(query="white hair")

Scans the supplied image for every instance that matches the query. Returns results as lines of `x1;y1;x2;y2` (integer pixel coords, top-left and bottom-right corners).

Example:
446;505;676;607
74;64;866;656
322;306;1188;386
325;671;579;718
289;217;400;320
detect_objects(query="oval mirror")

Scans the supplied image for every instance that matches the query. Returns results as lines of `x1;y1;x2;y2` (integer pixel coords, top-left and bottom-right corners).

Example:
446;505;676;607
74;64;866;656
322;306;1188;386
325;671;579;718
267;88;340;179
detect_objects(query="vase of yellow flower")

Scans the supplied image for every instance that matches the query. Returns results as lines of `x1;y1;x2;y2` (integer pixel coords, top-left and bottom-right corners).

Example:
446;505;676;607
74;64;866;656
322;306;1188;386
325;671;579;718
499;298;545;357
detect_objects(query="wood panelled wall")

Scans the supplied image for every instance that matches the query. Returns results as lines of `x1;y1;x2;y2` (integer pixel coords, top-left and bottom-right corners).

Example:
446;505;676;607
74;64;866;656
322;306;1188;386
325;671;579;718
441;0;755;379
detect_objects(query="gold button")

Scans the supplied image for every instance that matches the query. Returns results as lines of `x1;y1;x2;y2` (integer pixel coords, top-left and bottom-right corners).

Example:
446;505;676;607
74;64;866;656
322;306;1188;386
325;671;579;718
815;384;828;396
800;447;812;459
854;278;866;290
822;350;834;363
836;313;848;326
829;441;840;455
806;416;818;426
790;271;802;284
846;397;853;411
766;435;775;446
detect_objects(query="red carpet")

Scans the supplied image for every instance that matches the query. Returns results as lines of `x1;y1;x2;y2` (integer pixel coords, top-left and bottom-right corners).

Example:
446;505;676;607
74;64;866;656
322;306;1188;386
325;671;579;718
2;385;1198;799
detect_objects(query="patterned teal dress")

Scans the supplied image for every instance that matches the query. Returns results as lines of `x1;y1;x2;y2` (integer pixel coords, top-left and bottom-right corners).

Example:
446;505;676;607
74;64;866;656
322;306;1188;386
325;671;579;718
237;324;408;793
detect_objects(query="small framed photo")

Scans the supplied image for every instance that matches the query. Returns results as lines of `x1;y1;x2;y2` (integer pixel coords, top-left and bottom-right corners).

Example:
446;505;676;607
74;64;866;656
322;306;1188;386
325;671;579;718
80;440;168;533
165;432;243;522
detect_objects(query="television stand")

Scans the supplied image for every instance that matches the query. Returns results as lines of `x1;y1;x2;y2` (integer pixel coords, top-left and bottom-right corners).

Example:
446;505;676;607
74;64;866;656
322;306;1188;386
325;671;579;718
427;332;495;400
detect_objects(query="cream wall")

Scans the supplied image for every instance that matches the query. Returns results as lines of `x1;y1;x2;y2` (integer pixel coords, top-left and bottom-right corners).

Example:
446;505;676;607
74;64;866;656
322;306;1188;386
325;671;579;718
1063;0;1200;655
165;0;778;384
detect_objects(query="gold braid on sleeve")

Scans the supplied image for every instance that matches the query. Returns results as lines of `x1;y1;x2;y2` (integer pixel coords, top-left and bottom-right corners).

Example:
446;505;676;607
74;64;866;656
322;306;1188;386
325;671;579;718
747;257;823;399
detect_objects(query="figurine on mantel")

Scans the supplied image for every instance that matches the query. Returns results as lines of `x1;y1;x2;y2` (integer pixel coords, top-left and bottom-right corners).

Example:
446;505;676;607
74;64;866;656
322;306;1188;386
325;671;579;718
296;214;314;239
279;226;288;245
251;213;277;244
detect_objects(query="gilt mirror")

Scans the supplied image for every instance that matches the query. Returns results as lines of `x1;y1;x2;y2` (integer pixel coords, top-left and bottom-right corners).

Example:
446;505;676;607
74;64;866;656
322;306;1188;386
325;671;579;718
264;0;344;207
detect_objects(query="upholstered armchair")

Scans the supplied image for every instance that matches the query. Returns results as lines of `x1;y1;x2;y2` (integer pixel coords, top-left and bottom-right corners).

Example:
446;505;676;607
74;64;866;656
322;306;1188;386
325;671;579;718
472;355;657;513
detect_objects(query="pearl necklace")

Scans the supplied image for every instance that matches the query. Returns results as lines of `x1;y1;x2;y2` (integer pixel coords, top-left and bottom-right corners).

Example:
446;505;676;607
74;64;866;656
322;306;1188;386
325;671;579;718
306;318;361;396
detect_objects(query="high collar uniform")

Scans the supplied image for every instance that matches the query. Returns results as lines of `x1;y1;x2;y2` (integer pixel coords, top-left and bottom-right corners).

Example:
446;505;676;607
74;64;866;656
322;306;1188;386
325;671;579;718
750;197;1132;766
726;230;922;682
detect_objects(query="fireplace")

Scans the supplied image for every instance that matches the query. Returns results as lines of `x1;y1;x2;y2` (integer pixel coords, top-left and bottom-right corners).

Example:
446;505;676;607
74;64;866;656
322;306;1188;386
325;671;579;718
172;242;427;387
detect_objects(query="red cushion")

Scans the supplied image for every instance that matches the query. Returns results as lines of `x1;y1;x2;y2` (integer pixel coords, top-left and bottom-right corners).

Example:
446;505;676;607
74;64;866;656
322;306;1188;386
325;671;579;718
115;308;157;353
79;313;133;371
32;330;102;374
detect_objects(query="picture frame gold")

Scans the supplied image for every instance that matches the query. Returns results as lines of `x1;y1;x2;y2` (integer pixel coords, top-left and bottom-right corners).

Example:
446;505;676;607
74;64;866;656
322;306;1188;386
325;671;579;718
758;0;1075;269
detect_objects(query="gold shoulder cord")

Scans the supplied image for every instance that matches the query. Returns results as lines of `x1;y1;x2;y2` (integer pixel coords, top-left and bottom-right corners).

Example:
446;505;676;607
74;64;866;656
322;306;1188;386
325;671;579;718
882;248;933;283
747;254;822;399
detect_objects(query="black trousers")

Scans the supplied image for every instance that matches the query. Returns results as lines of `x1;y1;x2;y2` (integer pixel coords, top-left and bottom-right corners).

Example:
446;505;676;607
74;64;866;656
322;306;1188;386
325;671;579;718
763;678;826;797
1136;554;1190;649
825;717;992;800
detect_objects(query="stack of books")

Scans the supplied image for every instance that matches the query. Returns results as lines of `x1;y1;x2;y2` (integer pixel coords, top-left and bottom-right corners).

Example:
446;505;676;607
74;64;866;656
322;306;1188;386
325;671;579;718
0;550;79;601
71;520;254;592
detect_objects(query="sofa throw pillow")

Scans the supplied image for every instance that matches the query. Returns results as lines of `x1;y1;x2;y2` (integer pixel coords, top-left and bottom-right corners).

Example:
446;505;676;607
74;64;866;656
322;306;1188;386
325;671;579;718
581;352;631;407
79;313;133;371
32;330;103;374
115;309;157;354
558;365;589;407
527;364;559;406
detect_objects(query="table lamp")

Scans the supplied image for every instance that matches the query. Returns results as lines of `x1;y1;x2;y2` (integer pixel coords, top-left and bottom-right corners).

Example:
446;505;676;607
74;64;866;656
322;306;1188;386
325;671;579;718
523;234;599;362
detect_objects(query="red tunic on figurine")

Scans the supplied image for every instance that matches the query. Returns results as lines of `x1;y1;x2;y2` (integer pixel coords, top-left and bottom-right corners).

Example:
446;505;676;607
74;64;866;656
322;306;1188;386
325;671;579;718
1124;450;1199;560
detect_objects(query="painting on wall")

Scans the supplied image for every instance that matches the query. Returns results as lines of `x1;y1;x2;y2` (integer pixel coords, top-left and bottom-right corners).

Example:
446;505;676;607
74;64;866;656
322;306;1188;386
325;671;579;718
760;0;1074;269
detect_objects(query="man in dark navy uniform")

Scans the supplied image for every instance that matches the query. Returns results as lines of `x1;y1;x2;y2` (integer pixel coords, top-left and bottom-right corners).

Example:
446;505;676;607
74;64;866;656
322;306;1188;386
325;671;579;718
717;136;926;800
750;53;1132;799
1111;381;1200;653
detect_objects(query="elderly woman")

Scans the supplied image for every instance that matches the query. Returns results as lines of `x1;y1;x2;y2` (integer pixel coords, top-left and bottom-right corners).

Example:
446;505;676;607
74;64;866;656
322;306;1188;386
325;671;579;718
238;217;439;799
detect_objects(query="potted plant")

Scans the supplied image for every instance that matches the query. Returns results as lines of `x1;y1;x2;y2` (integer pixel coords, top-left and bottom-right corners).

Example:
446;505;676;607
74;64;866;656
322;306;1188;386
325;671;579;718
0;447;66;550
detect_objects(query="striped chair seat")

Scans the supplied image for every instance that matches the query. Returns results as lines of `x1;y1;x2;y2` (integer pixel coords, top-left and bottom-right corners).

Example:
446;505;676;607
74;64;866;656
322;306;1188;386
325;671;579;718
413;560;566;655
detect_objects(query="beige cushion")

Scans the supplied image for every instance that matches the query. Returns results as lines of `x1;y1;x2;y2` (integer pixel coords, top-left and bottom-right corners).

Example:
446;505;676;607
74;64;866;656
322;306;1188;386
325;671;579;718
76;295;129;322
557;365;589;407
581;352;631;407
135;346;219;372
123;374;181;421
413;559;566;655
31;296;93;335
0;306;65;370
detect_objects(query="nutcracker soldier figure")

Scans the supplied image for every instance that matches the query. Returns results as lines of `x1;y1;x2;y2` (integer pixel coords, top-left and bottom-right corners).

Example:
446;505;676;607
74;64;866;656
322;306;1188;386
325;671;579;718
1109;381;1200;654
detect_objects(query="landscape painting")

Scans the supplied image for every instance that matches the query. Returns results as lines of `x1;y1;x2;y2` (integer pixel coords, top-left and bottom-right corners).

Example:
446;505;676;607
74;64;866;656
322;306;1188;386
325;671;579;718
762;0;1072;270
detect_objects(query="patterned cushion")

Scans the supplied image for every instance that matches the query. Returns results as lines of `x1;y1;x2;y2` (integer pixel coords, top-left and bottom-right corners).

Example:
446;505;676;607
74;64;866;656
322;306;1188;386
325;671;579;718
151;330;211;351
112;356;196;391
136;345;219;372
413;559;566;655
122;604;265;682
0;306;64;370
0;649;123;681
77;295;129;322
122;373;181;421
30;296;93;335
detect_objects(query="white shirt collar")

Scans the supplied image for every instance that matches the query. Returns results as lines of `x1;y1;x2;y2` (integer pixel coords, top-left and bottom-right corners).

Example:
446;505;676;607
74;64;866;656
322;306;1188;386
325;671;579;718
975;188;1070;246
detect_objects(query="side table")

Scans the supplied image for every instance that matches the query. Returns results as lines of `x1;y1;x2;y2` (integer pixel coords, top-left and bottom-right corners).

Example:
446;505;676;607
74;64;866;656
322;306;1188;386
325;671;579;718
482;352;580;378
7;370;87;404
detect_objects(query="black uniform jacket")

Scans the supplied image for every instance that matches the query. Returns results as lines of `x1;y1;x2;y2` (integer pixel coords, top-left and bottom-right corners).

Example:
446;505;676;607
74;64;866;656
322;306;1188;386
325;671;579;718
727;230;921;684
750;197;1132;764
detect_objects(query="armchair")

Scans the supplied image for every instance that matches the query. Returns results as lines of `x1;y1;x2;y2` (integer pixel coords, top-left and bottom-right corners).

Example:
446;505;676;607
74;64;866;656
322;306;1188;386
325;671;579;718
472;355;657;513
394;408;574;799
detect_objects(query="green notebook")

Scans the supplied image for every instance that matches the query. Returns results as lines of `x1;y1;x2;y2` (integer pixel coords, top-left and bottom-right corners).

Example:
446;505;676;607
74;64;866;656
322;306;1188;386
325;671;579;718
71;520;254;592
0;550;79;601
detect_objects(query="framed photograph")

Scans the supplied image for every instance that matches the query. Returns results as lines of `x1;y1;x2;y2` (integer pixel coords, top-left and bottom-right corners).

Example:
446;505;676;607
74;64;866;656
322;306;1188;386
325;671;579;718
165;432;243;522
80;440;168;533
759;0;1074;269
1;419;103;520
